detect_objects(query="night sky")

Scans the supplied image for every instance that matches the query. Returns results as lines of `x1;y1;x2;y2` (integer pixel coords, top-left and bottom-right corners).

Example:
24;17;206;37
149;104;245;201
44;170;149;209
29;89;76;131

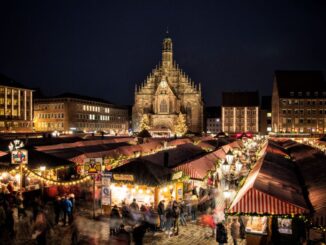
1;0;326;106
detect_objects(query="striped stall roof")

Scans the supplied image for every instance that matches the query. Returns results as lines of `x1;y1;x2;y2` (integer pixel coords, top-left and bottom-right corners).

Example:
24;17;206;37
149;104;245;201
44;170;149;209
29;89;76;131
229;188;307;214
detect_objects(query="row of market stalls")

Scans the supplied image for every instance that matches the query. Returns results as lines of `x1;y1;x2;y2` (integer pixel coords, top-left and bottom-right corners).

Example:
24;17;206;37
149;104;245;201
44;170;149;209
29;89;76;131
226;139;326;244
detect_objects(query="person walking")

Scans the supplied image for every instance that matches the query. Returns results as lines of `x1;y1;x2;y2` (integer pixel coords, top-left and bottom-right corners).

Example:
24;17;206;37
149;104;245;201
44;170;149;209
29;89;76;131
16;192;26;219
231;218;240;245
62;196;73;225
157;200;165;231
172;200;180;236
191;195;198;222
216;222;227;245
53;196;61;225
130;198;139;211
179;200;187;226
110;205;121;236
165;201;173;237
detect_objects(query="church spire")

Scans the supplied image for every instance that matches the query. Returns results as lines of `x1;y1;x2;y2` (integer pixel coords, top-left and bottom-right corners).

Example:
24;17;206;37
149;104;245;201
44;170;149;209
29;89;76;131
162;30;173;68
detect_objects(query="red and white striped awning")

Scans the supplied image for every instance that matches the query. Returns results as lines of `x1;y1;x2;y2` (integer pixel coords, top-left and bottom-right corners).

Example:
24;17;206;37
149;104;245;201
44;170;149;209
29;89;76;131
229;188;308;215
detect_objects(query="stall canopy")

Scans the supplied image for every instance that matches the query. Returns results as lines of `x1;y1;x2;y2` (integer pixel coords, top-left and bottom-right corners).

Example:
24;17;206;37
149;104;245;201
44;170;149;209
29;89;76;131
284;142;326;227
0;148;75;172
110;159;173;187
229;147;309;215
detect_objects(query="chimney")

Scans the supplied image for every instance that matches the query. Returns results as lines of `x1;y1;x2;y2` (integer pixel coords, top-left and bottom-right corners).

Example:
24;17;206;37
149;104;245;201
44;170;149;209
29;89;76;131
163;152;169;168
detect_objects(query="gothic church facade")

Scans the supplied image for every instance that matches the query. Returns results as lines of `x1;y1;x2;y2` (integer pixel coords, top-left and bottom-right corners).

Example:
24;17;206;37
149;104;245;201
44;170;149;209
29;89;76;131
132;35;203;135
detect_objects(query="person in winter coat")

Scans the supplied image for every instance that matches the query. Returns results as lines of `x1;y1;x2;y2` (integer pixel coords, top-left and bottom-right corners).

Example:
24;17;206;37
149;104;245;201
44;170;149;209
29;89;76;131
62;196;73;225
164;201;173;236
132;222;147;245
179;200;187;226
110;205;121;235
53;196;61;225
157;200;165;230
172;201;180;235
216;222;228;245
130;198;139;211
231;218;240;245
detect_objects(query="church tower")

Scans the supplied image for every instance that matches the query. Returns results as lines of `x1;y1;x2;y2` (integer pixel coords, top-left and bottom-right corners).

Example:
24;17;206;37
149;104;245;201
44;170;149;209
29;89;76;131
132;33;204;136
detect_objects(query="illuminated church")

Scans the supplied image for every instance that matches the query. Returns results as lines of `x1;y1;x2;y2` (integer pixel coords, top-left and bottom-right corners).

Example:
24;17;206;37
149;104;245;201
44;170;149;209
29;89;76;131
132;34;204;135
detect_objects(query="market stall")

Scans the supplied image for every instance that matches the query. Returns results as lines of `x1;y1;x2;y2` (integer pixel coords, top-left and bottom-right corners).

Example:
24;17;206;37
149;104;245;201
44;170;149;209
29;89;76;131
227;147;309;245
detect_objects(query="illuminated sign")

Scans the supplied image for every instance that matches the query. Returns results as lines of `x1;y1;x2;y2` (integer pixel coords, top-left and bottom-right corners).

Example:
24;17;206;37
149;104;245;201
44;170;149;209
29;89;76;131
84;158;102;174
171;171;183;180
113;174;134;181
11;150;28;165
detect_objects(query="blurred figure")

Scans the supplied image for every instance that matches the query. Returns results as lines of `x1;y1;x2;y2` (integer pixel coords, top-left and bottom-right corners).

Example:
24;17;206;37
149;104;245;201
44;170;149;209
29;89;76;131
191;195;198;222
130;198;139;211
121;201;130;225
16;192;26;219
69;193;75;223
62;195;73;225
239;217;246;241
172;200;180;236
231;218;240;245
32;211;47;245
157;200;165;231
132;222;147;245
53;196;61;225
109;205;121;236
216;221;228;245
5;206;14;239
165;201;173;237
179;200;187;226
110;224;131;245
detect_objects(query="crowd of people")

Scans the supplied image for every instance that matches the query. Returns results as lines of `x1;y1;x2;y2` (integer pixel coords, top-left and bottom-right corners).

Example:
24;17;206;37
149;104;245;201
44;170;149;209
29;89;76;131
0;187;77;245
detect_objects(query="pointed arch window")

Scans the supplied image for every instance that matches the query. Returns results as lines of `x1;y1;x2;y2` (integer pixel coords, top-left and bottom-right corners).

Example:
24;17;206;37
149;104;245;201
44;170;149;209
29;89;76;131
160;99;168;113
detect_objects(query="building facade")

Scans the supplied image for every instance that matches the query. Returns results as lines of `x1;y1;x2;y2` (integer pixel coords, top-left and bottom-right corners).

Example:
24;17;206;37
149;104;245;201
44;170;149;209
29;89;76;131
204;106;221;134
272;70;326;134
132;35;204;135
221;92;259;134
34;93;129;134
0;74;33;132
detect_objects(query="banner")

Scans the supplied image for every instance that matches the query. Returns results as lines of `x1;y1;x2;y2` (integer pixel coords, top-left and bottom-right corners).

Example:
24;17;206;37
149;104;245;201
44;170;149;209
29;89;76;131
84;158;102;175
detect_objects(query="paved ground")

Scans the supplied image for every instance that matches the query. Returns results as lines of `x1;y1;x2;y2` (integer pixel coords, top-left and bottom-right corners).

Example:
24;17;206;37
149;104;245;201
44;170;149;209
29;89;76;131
11;211;246;245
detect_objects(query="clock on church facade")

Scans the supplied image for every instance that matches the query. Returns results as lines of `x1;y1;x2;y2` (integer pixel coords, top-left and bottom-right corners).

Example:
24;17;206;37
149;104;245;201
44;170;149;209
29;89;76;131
132;35;204;136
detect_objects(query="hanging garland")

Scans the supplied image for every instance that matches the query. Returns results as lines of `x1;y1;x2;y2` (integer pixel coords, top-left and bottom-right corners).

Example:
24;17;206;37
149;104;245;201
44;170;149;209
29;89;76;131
22;165;91;186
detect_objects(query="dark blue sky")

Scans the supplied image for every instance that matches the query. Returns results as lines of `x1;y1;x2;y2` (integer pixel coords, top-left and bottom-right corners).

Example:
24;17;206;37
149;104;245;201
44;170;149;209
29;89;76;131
0;0;325;105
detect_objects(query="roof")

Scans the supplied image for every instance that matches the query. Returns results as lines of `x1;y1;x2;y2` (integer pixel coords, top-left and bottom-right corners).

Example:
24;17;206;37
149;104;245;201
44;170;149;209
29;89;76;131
110;159;172;186
274;70;326;98
229;147;309;214
0;73;31;90
222;91;259;107
0;148;74;172
35;92;127;109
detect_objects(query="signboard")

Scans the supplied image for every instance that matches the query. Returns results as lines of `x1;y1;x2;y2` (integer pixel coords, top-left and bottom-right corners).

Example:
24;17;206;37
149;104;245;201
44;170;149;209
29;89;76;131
171;171;183;180
84;158;102;174
278;218;292;235
11;149;28;165
101;173;112;206
243;216;268;235
113;174;134;181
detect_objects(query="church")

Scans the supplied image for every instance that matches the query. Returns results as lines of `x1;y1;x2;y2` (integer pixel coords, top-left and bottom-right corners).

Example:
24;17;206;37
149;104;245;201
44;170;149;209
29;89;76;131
132;34;204;136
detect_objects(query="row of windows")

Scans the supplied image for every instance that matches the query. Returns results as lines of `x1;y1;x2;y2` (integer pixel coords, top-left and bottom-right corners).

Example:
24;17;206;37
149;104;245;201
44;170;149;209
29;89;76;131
38;113;65;119
224;118;257;123
282;109;326;115
36;122;64;129
224;111;257;115
35;103;64;110
282;118;326;124
223;126;258;131
289;91;326;97
281;99;326;106
75;122;125;129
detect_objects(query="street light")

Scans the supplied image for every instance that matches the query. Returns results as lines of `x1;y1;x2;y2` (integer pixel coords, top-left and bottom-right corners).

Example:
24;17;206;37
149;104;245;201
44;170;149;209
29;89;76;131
235;159;243;173
221;160;231;175
225;150;234;165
